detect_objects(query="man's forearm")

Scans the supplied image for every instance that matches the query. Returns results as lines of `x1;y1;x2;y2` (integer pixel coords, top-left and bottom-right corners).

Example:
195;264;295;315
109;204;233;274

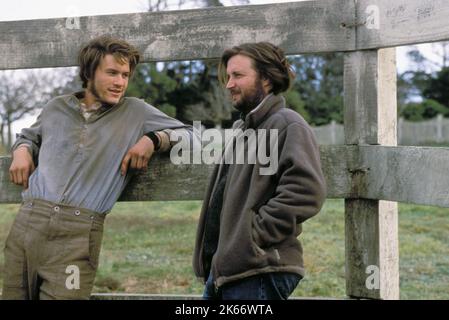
11;142;34;158
11;134;41;162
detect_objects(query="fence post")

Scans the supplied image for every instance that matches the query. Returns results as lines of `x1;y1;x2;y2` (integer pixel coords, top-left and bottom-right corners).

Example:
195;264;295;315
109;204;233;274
436;113;443;144
330;120;337;144
343;48;399;299
398;117;403;145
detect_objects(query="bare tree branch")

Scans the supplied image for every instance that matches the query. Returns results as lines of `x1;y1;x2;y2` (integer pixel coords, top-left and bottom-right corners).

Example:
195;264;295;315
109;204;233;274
0;69;75;148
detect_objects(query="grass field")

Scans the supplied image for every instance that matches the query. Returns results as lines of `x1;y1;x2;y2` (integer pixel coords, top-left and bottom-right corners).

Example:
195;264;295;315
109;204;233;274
0;199;447;299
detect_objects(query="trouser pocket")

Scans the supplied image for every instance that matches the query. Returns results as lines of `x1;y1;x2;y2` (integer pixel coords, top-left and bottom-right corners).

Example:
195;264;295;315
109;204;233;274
87;221;104;269
3;205;31;291
3;227;27;291
48;213;91;262
269;272;302;300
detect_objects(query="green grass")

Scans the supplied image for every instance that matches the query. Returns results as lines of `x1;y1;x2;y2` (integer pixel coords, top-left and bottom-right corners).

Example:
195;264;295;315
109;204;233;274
0;199;447;299
0;144;6;156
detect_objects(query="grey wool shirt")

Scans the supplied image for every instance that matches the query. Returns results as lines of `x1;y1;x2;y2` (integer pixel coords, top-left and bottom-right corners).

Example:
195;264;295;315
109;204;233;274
12;92;193;214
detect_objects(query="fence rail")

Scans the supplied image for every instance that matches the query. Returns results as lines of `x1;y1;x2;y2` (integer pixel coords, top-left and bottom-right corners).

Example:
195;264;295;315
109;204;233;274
2;0;449;70
2;145;449;208
0;0;355;70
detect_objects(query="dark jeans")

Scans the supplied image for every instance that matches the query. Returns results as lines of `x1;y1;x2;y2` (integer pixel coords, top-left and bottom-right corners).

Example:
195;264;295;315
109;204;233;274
203;272;302;300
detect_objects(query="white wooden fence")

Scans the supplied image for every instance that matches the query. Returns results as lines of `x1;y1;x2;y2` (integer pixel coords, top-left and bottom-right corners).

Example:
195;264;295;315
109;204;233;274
315;115;449;145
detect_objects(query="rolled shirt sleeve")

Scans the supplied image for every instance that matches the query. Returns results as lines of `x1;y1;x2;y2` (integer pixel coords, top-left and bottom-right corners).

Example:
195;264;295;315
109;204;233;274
11;112;42;165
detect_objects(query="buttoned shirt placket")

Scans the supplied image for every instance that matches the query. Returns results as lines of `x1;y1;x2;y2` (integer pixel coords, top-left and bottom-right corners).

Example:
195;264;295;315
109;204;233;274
59;101;104;203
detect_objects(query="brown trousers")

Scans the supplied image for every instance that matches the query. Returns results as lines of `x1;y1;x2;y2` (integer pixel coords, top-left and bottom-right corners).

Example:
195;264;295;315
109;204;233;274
2;199;105;300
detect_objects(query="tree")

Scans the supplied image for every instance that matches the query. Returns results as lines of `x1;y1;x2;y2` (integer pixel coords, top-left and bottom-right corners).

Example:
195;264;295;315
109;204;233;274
398;42;449;119
0;71;52;149
401;99;447;122
284;90;309;122
399;42;449;108
127;0;249;127
290;53;344;126
423;67;449;109
407;42;449;70
0;68;78;150
50;68;82;96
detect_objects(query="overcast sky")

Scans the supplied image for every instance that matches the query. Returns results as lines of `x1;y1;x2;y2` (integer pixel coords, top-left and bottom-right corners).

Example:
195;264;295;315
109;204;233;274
0;0;306;20
0;0;440;134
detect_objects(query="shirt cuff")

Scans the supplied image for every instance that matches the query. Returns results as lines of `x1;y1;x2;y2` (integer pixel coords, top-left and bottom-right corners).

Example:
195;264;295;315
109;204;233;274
155;131;171;152
13;143;32;154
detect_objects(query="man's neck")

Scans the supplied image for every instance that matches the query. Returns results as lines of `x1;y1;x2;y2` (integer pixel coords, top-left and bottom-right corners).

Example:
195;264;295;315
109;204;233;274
83;89;97;107
247;93;273;115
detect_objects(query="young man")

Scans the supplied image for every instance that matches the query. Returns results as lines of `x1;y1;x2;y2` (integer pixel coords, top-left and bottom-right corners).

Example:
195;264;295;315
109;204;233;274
193;42;326;300
3;36;192;300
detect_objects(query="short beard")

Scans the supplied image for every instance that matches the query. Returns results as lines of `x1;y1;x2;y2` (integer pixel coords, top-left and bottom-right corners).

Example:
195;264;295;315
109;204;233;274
233;79;266;115
87;80;113;107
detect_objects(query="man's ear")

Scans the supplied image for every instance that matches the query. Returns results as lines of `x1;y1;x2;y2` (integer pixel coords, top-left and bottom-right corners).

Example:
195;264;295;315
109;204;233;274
262;77;272;94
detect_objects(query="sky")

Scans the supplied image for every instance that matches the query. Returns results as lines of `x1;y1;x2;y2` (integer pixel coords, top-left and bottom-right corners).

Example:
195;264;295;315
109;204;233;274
0;0;442;136
0;0;306;21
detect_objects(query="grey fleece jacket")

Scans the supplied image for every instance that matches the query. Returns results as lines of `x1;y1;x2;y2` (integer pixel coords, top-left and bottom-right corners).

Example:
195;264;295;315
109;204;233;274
193;94;326;288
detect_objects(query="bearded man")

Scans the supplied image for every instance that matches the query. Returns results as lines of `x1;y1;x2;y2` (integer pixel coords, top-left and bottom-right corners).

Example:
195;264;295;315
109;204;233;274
193;42;326;300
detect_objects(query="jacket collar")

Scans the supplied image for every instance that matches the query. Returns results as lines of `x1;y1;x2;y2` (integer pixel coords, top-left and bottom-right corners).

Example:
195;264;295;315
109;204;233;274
241;94;285;129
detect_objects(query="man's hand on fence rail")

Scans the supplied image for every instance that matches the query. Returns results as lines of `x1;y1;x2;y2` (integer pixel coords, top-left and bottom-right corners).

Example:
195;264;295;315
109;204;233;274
121;135;155;176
